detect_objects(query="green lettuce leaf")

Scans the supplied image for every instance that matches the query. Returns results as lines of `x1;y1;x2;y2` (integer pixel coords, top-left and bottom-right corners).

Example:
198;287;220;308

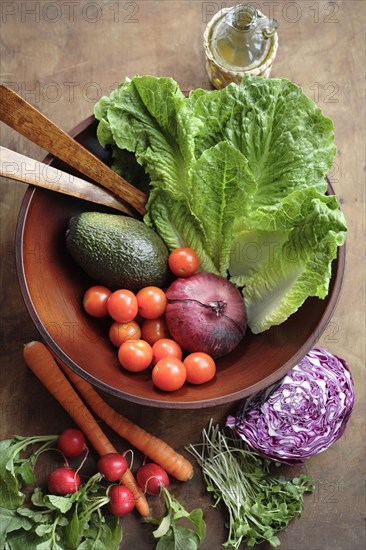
146;141;257;276
189;141;257;275
189;78;335;205
229;189;347;332
94;75;346;333
97;76;193;201
145;189;219;274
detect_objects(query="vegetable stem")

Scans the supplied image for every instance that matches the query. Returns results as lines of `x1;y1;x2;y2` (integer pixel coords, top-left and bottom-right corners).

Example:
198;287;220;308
187;420;314;548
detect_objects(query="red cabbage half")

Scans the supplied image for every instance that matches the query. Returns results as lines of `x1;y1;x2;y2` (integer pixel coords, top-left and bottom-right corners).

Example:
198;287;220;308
227;347;354;465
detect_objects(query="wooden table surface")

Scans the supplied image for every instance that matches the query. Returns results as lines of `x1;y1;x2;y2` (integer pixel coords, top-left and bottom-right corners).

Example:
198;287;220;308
1;1;365;549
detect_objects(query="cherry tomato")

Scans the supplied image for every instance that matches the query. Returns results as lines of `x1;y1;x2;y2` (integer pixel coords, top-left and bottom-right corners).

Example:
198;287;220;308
152;338;183;365
108;485;135;516
83;285;111;317
140;317;171;345
118;339;153;372
109;321;141;347
168;248;199;277
107;289;138;323
136;287;167;319
47;467;81;495
57;429;87;458
152;356;186;391
97;453;128;482
183;352;216;385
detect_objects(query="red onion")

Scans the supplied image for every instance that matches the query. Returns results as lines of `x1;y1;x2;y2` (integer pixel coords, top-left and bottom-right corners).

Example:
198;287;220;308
165;272;247;358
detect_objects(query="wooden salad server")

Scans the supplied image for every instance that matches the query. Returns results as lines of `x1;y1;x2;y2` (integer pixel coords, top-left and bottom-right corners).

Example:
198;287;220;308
0;85;147;216
0;146;134;214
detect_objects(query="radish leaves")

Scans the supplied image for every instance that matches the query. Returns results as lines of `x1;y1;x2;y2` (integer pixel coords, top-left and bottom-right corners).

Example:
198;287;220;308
0;436;122;550
145;487;206;549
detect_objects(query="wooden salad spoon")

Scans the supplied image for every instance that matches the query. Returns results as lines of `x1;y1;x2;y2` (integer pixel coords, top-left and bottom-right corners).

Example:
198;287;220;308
0;146;132;214
0;85;147;216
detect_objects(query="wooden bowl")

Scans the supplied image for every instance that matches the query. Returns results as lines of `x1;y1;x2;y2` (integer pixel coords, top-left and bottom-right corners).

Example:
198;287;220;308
16;116;346;409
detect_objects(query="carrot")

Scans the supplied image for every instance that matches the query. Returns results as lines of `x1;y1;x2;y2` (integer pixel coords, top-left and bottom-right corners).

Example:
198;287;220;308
55;355;194;482
23;341;150;517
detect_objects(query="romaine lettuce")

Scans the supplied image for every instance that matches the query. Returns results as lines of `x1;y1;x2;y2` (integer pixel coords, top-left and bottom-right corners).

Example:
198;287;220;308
94;76;346;333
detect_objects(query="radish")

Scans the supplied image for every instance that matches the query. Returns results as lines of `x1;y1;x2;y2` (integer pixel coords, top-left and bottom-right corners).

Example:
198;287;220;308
97;453;128;482
57;428;87;458
136;463;169;496
108;485;135;516
47;467;81;495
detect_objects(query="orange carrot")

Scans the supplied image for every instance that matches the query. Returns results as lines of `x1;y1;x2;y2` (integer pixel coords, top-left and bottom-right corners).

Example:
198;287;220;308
23;341;150;517
55;356;194;482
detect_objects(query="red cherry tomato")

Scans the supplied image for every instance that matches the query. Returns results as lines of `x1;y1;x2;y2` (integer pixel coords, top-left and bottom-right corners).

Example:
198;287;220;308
57;429;86;458
107;289;138;323
152;338;183;365
118;339;153;372
47;467;81;495
168;248;199;277
109;321;141;347
136;287;167;319
108;485;135;516
152;356;186;392
183;352;216;385
83;286;111;317
140;317;171;345
97;453;128;482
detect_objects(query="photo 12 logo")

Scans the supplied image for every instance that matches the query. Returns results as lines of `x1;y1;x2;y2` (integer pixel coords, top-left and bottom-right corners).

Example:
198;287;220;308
2;80;121;105
202;2;340;24
1;1;139;24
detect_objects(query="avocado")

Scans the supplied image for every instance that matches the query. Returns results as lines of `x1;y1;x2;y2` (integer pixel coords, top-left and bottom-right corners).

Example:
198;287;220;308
66;212;169;292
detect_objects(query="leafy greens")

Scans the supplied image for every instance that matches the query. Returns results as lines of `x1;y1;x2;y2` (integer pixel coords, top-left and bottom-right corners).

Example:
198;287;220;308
187;421;314;548
94;76;346;333
0;436;122;550
144;487;206;550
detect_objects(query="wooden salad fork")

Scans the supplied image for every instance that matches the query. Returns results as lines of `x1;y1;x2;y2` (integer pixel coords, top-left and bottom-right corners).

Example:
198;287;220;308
0;146;134;214
0;85;147;217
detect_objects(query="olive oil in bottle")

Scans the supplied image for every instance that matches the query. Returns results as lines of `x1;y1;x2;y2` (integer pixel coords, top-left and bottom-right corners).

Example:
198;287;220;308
204;4;279;89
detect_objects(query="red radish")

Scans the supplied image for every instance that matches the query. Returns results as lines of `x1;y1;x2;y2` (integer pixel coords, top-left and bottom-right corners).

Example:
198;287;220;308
47;467;81;495
97;453;128;482
108;485;135;516
57;428;87;458
136;463;169;496
165;272;247;358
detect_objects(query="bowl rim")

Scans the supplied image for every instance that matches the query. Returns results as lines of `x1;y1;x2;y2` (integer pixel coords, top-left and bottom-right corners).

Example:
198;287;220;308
15;115;347;409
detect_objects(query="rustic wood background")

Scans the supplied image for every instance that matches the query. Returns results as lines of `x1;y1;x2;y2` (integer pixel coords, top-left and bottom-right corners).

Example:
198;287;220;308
1;1;365;549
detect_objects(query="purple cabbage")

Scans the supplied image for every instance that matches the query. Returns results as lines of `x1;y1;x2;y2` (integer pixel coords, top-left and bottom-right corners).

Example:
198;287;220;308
227;347;354;465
